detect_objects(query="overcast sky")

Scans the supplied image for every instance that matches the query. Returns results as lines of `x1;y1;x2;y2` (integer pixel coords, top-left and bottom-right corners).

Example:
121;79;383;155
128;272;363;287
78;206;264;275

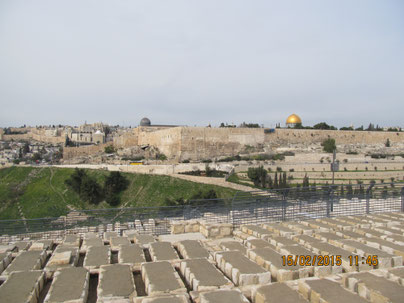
1;0;403;128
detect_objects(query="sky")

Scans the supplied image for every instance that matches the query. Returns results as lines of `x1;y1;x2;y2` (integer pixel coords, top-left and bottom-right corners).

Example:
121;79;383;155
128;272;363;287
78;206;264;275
0;0;403;128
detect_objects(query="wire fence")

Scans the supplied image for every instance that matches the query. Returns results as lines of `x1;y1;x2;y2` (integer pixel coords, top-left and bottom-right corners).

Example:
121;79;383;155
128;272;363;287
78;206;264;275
0;183;403;242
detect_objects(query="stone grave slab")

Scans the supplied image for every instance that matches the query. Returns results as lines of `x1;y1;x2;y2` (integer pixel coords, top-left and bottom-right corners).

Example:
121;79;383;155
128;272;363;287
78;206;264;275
98;264;136;302
254;282;309;303
180;258;232;291
175;240;210;259
215;250;271;285
149;242;179;262
343;271;404;303
0;270;45;303
44;267;89;303
118;244;146;271
141;261;187;296
247;247;308;282
2;250;46;276
298;278;369;303
83;245;110;274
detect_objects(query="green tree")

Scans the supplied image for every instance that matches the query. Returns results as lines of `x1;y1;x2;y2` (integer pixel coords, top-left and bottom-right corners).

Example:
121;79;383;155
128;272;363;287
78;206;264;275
80;175;102;204
313;122;336;130
321;138;336;153
104;145;116;154
247;166;267;187
104;171;129;206
302;174;310;188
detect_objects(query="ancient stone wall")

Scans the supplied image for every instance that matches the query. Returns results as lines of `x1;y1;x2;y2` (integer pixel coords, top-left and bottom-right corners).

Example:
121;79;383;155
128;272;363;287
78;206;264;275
267;129;403;145
63;143;112;160
179;127;265;161
138;127;182;158
2;134;30;141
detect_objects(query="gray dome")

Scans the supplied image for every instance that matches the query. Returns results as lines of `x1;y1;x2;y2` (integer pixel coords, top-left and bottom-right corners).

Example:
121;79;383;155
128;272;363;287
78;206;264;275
140;117;151;126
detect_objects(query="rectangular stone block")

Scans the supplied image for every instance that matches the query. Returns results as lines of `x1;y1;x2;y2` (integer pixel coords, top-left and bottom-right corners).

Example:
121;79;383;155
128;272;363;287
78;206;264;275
215;250;271;286
298;278;369;303
83;246;110;274
175;240;210;259
254;282;309;303
45;246;79;275
180;258;232;291
2;250;46;276
149;242;179;262
197;289;249;303
110;237;131;251
0;270;45;303
141;261;187;296
118;244;145;271
247;247;308;282
343;272;404;303
98;264;136;302
44;267;89;303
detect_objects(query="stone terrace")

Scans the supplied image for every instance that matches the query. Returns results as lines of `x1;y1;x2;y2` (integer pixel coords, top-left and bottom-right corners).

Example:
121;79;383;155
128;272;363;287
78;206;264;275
0;212;404;302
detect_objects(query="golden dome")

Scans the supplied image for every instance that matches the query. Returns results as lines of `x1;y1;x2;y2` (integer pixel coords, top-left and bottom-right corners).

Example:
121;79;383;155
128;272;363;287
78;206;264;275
286;114;302;125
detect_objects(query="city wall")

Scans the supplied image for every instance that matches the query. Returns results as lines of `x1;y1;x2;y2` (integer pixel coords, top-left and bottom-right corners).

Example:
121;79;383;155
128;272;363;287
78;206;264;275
62;127;404;161
57;162;233;175
268;128;403;145
63;143;112;160
179;127;265;161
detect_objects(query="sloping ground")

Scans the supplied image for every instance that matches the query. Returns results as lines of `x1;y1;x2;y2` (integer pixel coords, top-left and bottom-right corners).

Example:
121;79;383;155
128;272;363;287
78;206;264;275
0;167;237;219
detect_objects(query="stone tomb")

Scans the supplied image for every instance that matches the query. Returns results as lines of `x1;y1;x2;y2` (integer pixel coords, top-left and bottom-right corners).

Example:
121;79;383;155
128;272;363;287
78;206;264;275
83;246;110;274
298;278;369;303
253;282;309;303
44;267;89;303
247;247;308;282
149;242;180;262
343;271;404;303
192;289;249;303
0;252;12;275
214;250;271;286
98;264;137;302
0;270;45;303
118;244;146;271
135;294;190;303
110;237;131;251
81;237;104;253
175;240;210;259
2;250;46;276
141;261;187;296
45;246;79;277
179;258;233;291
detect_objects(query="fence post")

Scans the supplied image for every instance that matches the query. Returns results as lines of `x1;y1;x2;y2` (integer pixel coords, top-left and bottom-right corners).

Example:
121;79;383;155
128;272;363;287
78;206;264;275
282;191;287;221
401;187;404;213
366;184;374;214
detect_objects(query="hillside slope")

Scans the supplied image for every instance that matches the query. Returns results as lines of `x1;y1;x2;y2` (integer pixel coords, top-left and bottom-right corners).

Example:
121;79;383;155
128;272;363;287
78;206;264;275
0;166;237;219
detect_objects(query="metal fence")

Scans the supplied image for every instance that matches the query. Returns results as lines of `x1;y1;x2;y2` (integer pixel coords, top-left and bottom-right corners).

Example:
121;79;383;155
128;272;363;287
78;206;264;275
0;183;403;241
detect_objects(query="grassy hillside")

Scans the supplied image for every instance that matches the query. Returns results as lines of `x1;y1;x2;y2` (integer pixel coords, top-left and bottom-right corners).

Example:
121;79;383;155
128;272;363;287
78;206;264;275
0;166;237;220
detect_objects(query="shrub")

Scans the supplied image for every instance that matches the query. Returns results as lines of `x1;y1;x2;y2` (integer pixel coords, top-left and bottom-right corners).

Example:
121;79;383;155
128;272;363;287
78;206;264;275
157;153;167;160
276;167;282;172
104;145;115;154
385;138;391;147
181;159;190;163
289;168;294;172
321;138;336;153
247;166;268;187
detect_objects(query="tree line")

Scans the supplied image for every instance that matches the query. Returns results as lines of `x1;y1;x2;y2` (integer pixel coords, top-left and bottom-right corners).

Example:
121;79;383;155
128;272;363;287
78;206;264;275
65;168;129;206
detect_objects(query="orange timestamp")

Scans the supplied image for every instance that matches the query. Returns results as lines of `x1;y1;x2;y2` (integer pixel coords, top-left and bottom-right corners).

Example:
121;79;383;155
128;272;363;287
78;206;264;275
282;255;343;266
281;255;379;267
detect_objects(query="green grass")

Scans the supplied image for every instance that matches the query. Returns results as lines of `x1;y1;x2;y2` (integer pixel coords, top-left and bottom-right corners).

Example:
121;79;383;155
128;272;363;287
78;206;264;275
0;167;237;219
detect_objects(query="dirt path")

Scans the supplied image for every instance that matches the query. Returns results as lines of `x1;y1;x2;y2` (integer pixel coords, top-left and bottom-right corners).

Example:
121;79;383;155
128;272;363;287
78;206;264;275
49;167;75;211
169;174;259;192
